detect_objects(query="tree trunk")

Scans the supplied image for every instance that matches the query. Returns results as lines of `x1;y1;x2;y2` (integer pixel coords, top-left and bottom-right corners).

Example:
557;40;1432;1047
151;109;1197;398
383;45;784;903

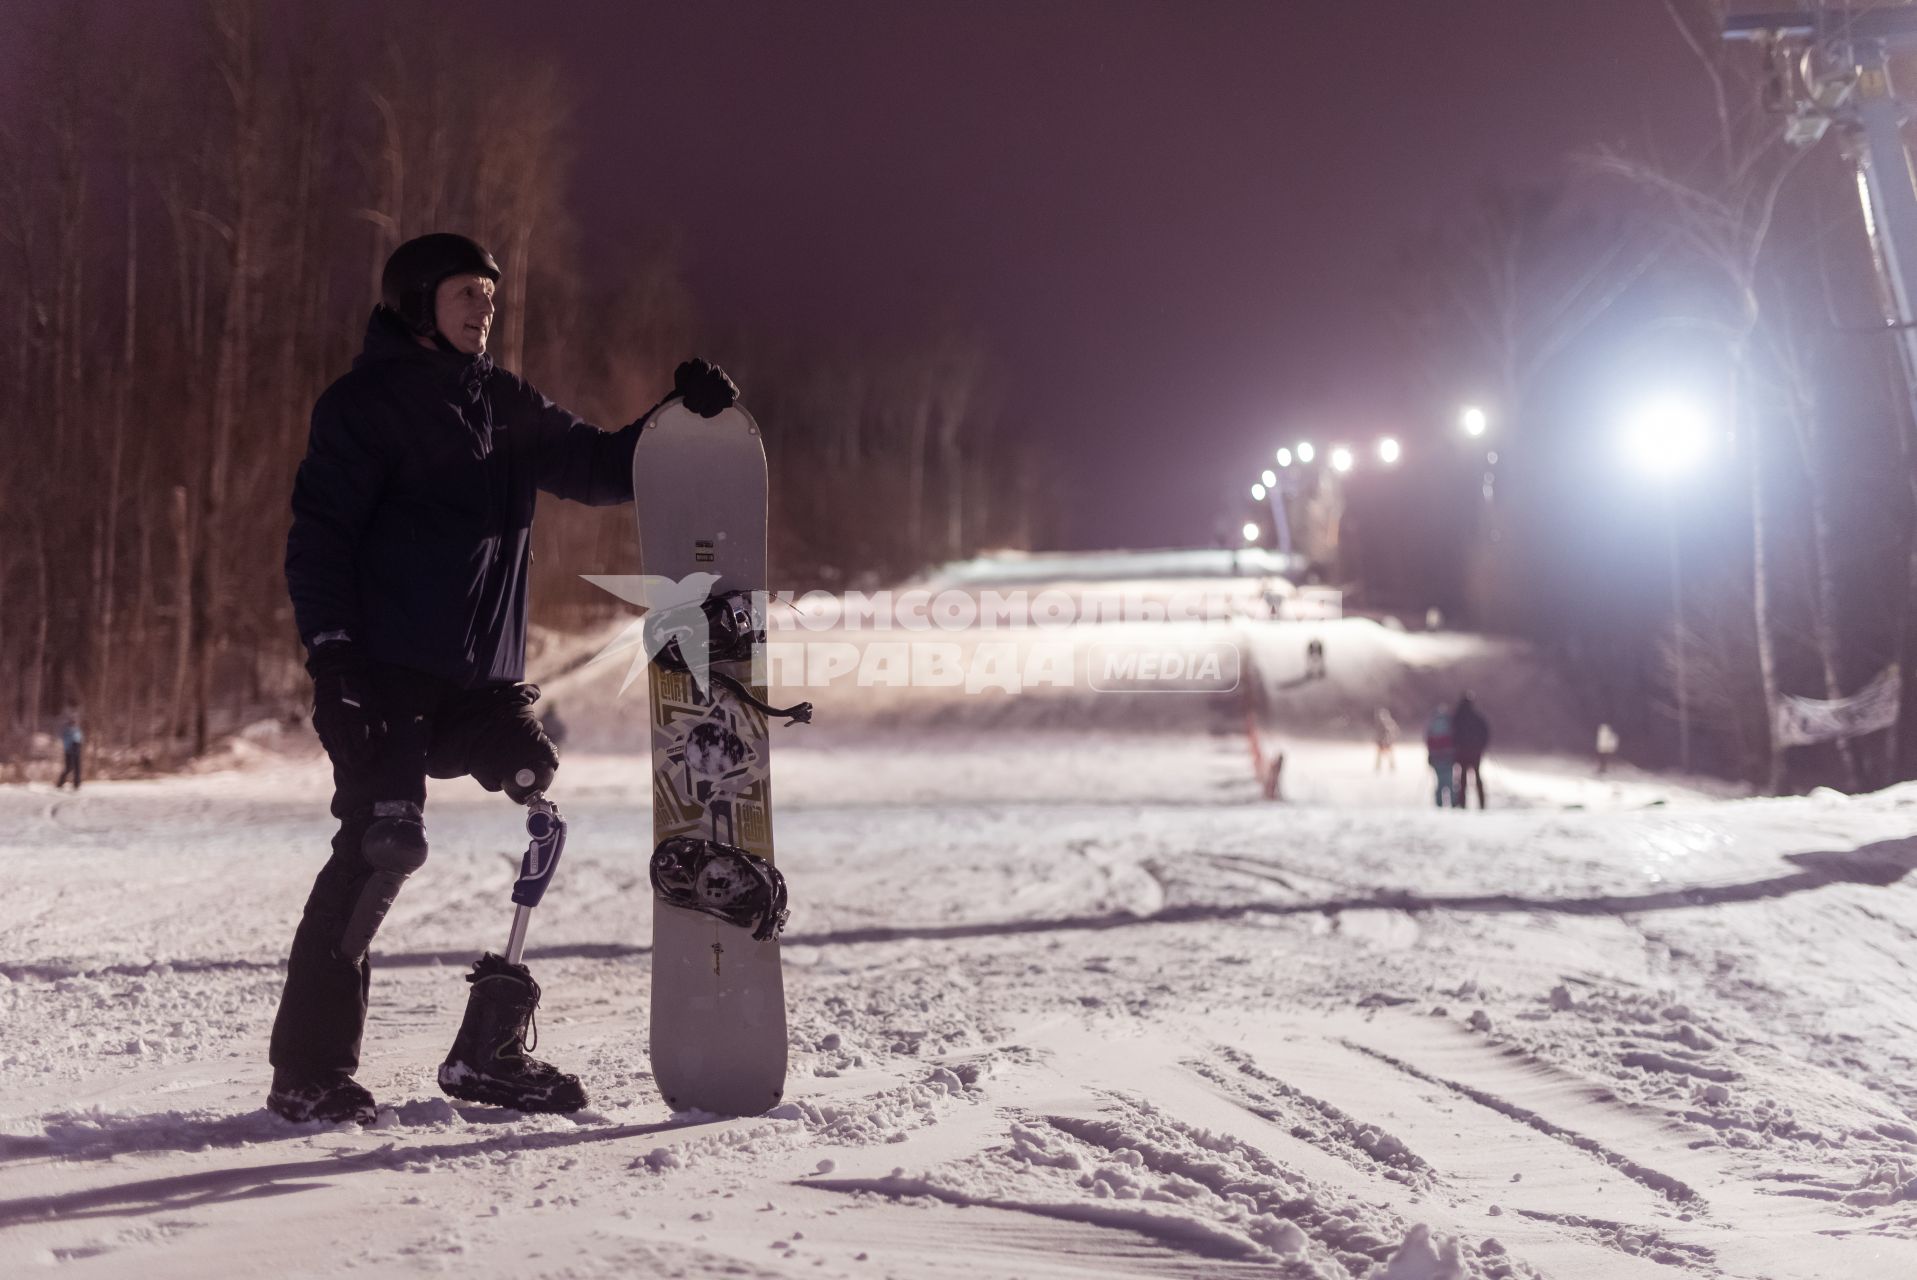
502;219;532;374
89;138;140;755
132;483;156;745
27;519;51;747
1803;472;1861;789
905;398;931;565
192;0;264;757
1748;398;1785;793
167;485;193;753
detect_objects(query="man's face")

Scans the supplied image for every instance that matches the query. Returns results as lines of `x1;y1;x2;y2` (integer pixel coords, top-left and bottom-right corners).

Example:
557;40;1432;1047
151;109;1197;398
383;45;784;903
433;273;495;355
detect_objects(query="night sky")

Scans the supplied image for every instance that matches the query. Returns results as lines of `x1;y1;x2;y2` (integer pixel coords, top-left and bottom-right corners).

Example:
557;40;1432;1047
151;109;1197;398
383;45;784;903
534;1;1712;548
10;1;1719;549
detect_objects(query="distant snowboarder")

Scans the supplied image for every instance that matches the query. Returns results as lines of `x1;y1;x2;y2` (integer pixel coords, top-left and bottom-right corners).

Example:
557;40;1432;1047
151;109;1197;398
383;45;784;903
1305;636;1326;680
1596;722;1619;777
1373;707;1398;773
1425;706;1455;808
1451;694;1490;809
1259;578;1285;619
269;231;738;1125
55;709;83;790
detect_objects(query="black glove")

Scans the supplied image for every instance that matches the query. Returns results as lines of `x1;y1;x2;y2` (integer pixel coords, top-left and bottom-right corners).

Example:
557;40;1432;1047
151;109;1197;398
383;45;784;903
462;683;559;803
674;358;739;418
307;640;383;771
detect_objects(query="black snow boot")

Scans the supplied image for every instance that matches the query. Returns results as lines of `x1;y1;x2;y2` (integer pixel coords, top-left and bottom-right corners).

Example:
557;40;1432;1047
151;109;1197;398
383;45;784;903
267;1070;378;1125
438;952;587;1113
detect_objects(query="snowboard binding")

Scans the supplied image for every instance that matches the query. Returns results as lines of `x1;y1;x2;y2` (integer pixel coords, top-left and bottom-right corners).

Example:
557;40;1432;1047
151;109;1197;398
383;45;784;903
646;590;814;726
650;836;790;941
645;589;759;665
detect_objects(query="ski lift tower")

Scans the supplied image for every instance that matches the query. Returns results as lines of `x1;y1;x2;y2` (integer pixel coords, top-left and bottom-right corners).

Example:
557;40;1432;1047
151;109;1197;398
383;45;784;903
1724;8;1917;413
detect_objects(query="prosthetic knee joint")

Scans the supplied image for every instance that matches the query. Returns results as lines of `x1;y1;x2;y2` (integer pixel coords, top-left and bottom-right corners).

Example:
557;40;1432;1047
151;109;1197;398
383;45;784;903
338;800;428;961
501;792;566;963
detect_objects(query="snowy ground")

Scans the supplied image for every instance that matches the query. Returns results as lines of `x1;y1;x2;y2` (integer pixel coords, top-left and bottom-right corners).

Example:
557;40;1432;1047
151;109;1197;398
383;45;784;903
5;572;1917;1278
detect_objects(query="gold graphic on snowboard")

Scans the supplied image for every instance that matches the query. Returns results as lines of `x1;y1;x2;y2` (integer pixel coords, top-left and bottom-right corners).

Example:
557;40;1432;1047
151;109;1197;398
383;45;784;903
647;665;773;862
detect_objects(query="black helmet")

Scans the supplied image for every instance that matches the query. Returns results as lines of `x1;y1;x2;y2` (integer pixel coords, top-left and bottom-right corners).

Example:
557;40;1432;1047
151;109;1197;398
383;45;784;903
380;233;500;336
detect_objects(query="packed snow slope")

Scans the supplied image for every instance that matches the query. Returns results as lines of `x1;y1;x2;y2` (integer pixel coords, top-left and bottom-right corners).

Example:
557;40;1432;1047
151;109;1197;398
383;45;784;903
3;551;1913;1279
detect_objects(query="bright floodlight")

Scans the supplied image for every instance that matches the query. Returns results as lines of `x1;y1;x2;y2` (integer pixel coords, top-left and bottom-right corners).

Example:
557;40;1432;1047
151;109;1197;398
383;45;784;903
1297;441;1316;463
1378;437;1401;465
1251;482;1267;501
1461;405;1488;438
1330;446;1354;473
1624;396;1712;479
1242;521;1261;544
1261;468;1277;487
1276;447;1293;468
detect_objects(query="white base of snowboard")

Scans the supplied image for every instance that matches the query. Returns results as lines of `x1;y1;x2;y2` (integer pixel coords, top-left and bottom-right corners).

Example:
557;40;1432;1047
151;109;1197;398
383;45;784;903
648;900;786;1115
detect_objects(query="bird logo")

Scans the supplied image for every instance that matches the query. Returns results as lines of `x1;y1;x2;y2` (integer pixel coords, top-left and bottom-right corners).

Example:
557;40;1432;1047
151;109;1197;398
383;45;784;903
580;571;727;695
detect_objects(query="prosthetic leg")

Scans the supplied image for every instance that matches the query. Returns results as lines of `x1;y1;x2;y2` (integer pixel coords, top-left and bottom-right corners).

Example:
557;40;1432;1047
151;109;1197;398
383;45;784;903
438;792;588;1113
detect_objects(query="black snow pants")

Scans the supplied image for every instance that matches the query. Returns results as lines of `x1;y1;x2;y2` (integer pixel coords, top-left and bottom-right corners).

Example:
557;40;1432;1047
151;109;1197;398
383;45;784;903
1455;758;1486;809
269;664;557;1080
56;745;81;789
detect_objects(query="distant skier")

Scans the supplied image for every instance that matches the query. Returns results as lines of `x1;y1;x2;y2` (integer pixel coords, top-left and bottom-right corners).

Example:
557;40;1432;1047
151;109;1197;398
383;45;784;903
1259;578;1285;619
1451;694;1490;809
1596;722;1619;776
1305;636;1326;680
55;709;83;790
1373;707;1398;772
269;231;739;1125
1425;706;1455;808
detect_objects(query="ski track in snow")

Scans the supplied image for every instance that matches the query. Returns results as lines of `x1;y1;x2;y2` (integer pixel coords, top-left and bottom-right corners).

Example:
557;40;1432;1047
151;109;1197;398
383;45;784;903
5;604;1917;1277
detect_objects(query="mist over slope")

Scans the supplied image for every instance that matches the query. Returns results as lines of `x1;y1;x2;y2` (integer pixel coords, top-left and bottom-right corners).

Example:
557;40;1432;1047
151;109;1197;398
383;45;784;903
541;550;1593;752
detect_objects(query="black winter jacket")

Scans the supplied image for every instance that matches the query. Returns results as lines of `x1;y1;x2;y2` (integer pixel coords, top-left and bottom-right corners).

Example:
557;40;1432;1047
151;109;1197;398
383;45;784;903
1451;699;1490;763
286;309;640;688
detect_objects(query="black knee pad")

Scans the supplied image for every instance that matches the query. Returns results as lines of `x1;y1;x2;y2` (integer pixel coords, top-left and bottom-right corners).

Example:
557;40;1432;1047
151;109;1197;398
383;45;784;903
363;803;429;873
337;801;427;960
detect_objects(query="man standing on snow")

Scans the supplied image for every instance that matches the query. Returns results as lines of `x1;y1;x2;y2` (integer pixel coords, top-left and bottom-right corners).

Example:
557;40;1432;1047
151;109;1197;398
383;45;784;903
1425;705;1455;808
270;232;738;1124
1451;694;1490;809
1373;707;1398;773
1596;722;1619;777
55;708;84;790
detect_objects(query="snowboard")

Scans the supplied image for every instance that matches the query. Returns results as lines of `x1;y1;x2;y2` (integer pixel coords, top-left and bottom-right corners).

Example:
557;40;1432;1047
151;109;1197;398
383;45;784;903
633;399;790;1116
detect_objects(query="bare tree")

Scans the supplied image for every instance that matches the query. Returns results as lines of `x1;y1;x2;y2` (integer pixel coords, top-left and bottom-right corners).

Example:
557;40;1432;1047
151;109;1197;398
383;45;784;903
1584;0;1822;792
0;1;1034;779
1400;177;1661;627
